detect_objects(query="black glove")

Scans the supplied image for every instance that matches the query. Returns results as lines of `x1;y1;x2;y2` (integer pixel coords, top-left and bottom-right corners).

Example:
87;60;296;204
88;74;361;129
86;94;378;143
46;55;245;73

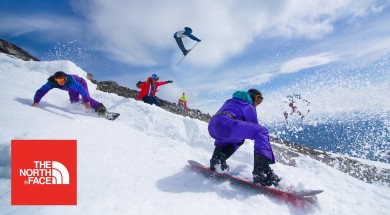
136;81;143;88
197;39;201;42
166;80;173;84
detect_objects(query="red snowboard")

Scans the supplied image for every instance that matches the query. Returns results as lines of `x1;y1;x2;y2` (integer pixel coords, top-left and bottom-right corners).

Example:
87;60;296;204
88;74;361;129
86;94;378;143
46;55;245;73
188;160;323;207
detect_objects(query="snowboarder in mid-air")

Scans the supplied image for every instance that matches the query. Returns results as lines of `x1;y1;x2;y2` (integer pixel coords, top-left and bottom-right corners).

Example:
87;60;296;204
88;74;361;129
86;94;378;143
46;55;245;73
174;27;201;56
208;89;281;186
32;71;108;116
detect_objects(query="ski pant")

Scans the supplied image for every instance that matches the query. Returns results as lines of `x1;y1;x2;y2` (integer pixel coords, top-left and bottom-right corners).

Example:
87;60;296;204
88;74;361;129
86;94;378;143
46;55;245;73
178;99;187;108
68;79;103;111
208;114;275;163
174;37;187;54
142;96;161;106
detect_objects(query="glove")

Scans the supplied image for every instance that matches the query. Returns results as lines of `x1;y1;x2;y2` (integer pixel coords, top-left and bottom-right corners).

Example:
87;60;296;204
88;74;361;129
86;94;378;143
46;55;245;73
85;102;91;109
197;39;201;42
136;81;143;88
166;80;173;84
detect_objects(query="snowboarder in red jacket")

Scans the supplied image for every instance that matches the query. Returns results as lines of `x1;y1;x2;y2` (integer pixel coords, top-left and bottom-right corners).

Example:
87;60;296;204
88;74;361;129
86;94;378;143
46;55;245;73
136;74;173;106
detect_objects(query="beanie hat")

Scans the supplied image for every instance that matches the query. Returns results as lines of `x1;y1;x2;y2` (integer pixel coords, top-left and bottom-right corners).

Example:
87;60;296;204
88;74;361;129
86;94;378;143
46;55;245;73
54;71;67;79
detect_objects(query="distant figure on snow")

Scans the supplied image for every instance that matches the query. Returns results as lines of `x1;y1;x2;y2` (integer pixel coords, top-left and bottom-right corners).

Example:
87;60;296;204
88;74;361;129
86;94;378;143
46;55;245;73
136;74;173;106
208;89;281;186
178;92;188;108
174;27;201;56
32;71;107;116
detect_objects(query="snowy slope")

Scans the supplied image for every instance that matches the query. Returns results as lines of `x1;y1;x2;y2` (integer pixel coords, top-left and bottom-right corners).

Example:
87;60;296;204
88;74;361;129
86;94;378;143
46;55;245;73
0;53;389;215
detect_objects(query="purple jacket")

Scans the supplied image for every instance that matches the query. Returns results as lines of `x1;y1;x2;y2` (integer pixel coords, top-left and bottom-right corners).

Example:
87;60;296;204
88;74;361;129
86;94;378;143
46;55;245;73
33;74;92;104
209;91;275;163
215;97;258;123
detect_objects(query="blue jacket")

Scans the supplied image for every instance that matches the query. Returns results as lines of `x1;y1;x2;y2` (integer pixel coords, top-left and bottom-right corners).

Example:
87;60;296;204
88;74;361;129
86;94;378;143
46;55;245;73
33;74;91;104
174;29;201;42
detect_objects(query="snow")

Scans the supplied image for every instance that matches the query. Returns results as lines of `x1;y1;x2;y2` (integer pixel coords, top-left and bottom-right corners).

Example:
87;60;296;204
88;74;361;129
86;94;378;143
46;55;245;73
0;53;389;214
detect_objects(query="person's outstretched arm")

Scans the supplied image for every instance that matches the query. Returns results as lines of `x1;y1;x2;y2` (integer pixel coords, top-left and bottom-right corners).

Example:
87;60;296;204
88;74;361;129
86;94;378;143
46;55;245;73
32;82;53;106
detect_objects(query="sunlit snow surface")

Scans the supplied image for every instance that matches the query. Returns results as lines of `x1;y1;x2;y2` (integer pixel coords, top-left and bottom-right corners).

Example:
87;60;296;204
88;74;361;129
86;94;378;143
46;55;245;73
0;53;389;214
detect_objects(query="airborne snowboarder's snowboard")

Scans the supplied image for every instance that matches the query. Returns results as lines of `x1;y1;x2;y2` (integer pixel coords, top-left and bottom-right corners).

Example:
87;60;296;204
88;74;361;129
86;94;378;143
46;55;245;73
176;42;199;65
188;160;323;201
104;112;120;120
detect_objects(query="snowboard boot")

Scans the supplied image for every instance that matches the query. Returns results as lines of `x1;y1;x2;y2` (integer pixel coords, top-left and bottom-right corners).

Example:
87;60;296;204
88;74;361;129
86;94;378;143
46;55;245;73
253;153;281;186
209;145;236;171
95;104;107;117
210;157;229;171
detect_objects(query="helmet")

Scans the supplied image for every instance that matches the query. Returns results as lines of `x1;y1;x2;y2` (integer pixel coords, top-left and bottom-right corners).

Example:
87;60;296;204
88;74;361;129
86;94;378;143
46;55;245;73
151;74;159;80
248;89;263;103
184;27;192;33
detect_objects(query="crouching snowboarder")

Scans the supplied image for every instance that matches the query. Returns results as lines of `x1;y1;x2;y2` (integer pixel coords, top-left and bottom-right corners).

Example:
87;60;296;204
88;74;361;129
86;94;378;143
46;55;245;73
32;71;107;116
208;89;281;186
136;74;173;106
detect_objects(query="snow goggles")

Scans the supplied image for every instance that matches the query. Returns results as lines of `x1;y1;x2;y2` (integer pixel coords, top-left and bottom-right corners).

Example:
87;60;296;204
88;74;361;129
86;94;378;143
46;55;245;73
55;77;66;83
255;95;264;104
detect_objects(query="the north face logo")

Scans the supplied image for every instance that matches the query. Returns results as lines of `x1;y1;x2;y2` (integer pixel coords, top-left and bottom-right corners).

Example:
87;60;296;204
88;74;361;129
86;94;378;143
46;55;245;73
11;140;77;205
20;161;70;185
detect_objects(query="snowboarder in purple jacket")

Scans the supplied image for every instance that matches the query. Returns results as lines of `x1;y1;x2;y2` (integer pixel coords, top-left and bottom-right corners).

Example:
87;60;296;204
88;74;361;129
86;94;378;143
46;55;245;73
208;89;281;186
32;71;107;116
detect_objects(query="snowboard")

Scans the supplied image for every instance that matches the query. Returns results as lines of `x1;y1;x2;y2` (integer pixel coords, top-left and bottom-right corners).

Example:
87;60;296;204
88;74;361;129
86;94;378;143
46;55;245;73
176;42;199;65
104;112;120;120
188;160;323;203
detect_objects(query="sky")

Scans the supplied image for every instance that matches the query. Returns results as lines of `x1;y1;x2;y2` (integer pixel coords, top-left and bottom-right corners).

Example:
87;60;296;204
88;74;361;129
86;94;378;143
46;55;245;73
1;0;390;114
0;53;389;214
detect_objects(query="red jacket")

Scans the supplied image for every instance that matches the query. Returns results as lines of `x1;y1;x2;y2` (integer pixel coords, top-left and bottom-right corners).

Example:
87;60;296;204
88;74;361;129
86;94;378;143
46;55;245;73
137;77;168;100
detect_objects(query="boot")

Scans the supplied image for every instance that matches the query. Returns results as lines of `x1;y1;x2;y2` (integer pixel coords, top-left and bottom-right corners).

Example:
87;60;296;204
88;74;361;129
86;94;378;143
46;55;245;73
253;153;281;186
210;157;229;171
209;145;236;171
